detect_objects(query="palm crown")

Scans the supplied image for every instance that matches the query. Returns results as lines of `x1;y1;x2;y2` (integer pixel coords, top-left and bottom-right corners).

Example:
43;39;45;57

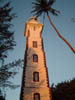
32;0;60;17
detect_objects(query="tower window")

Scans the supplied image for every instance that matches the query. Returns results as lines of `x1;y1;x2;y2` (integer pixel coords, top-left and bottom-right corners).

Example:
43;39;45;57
33;54;38;62
33;41;37;48
34;26;35;31
34;93;40;100
33;72;39;82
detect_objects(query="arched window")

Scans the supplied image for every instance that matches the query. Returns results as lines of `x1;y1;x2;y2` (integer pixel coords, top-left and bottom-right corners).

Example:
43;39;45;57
33;72;39;82
34;93;40;100
33;54;38;62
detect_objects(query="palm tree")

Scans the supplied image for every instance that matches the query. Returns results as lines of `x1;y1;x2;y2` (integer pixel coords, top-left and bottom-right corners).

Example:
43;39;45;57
31;0;75;54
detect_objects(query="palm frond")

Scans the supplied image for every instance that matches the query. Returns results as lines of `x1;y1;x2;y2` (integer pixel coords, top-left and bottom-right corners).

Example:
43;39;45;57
48;0;56;5
49;7;60;16
32;0;41;6
31;0;60;17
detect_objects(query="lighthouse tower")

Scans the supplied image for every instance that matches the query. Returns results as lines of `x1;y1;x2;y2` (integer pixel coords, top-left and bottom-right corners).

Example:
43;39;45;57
20;17;52;100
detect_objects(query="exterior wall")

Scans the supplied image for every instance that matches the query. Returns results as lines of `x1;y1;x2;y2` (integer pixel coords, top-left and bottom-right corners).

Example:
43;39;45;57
20;17;52;100
23;88;52;100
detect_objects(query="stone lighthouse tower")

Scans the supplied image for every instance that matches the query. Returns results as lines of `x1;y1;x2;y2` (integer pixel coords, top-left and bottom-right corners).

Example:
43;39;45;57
20;17;52;100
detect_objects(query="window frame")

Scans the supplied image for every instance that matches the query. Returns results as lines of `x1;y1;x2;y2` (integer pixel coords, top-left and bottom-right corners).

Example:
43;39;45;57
34;93;40;100
33;54;38;62
33;41;37;48
33;72;39;82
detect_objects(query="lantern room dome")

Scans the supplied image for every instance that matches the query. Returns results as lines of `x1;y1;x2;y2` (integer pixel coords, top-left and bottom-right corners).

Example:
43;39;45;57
28;16;40;24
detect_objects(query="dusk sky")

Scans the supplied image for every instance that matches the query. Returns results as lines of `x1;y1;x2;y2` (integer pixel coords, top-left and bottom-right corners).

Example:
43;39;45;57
2;0;75;100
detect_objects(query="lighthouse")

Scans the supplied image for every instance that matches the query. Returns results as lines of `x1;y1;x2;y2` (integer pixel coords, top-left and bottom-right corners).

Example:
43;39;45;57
20;17;52;100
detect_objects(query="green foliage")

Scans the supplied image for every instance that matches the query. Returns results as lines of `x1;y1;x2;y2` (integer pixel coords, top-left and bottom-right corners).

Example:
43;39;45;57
0;59;24;89
51;78;75;100
0;89;5;100
0;1;16;63
0;96;5;100
0;58;24;99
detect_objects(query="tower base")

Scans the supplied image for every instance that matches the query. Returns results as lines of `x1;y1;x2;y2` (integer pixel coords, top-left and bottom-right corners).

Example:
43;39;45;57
22;87;52;100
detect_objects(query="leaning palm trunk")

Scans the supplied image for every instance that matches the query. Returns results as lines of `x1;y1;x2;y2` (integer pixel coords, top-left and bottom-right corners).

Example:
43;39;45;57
47;12;75;54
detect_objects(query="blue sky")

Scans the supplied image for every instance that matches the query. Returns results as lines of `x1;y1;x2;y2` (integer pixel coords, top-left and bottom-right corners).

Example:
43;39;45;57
2;0;75;100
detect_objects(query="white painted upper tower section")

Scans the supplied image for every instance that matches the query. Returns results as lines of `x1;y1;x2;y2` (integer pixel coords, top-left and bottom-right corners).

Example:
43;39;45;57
24;16;43;38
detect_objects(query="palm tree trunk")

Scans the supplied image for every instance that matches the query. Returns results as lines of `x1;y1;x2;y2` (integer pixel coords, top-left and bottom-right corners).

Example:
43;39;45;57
47;12;75;54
